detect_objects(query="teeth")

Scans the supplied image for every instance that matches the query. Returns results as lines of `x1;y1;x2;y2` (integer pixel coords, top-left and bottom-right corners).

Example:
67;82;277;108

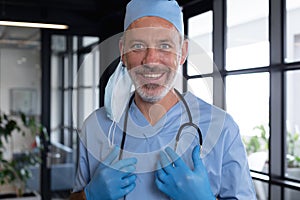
143;73;162;78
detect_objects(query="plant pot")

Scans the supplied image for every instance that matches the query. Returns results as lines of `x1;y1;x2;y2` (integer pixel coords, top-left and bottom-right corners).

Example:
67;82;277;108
0;191;41;200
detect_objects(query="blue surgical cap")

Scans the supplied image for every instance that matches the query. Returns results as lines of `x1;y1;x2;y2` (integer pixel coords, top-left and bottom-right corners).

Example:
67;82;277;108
124;0;184;35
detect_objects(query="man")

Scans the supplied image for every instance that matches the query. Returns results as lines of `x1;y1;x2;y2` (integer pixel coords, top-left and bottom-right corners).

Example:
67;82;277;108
71;0;257;199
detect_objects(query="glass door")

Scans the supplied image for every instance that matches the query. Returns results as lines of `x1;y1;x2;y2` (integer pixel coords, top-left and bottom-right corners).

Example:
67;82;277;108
0;26;42;196
49;34;100;199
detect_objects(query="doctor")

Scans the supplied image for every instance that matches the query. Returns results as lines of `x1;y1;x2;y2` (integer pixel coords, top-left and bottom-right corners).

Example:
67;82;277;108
70;0;257;199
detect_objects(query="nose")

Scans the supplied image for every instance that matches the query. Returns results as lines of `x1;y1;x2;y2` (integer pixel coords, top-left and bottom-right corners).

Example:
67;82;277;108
142;47;160;65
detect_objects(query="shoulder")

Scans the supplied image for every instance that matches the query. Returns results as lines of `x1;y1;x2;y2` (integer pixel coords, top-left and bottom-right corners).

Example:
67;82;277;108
79;107;113;159
185;92;241;153
185;92;237;128
82;107;108;127
80;107;113;139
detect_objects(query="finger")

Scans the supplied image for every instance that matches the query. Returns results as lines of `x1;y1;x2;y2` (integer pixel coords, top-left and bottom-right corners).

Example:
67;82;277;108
103;146;119;165
121;174;137;188
155;176;165;192
119;165;136;173
165;147;187;169
112;157;137;170
156;160;165;173
155;176;171;199
156;159;163;171
121;182;136;196
156;161;167;183
159;151;173;174
192;145;204;173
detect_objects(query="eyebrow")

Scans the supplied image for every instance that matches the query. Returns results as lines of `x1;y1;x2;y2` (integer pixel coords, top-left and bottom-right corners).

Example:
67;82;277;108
127;39;146;44
127;38;176;45
158;39;175;44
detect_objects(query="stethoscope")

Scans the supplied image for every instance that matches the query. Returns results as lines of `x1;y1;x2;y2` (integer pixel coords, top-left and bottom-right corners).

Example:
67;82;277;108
119;89;203;160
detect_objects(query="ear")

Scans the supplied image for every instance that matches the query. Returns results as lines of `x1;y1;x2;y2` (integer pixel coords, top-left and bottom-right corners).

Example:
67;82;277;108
179;39;189;65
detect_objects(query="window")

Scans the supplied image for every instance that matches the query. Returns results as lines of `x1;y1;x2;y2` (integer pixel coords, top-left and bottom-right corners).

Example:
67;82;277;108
49;34;100;194
188;11;213;75
226;73;270;141
226;0;269;70
226;73;270;172
51;35;99;145
285;0;300;63
188;77;213;104
78;46;100;122
225;0;271;198
187;11;213;103
226;0;270;161
285;70;300;180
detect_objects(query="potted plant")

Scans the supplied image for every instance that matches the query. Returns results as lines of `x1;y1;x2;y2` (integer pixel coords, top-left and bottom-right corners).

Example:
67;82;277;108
243;124;300;199
243;125;269;155
243;124;300;168
243;125;270;181
0;112;46;199
287;131;300;168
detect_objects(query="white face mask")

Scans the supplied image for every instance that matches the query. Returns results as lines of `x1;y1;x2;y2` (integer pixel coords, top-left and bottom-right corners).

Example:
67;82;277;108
104;61;133;122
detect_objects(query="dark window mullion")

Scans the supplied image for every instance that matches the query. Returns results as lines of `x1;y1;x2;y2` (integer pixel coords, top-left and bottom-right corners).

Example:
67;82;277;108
213;0;226;110
269;0;286;199
60;55;65;144
67;36;74;148
41;29;52;200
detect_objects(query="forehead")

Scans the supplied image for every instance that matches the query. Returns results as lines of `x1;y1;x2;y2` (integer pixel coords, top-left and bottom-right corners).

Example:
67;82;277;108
127;16;177;30
124;16;181;42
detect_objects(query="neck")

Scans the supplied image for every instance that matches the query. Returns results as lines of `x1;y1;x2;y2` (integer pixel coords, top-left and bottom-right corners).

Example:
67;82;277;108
134;89;179;125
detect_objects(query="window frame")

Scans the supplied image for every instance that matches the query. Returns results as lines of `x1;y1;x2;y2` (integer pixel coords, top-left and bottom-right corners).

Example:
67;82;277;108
183;0;300;199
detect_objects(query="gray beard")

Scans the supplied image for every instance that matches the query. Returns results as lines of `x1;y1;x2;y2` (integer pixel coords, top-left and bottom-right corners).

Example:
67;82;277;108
136;84;170;103
135;73;177;103
131;65;178;103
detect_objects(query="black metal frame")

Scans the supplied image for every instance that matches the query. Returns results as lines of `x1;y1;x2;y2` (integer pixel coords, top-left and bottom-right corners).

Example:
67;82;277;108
182;0;300;199
40;29;51;200
40;30;101;198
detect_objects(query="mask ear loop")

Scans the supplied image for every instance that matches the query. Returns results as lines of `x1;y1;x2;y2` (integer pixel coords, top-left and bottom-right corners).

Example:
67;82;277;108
107;121;115;148
112;122;117;147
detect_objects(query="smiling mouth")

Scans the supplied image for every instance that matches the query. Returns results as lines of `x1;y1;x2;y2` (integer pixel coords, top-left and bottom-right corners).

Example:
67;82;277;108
142;73;164;79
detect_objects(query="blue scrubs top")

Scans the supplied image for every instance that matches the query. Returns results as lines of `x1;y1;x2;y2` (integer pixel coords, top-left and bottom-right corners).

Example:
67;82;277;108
73;92;257;199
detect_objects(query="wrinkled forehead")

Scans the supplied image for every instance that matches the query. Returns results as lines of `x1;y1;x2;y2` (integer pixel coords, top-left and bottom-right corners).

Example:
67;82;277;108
123;27;182;45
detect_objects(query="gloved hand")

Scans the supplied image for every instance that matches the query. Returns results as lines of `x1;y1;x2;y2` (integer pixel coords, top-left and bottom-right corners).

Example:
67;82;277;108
155;145;215;200
84;146;137;200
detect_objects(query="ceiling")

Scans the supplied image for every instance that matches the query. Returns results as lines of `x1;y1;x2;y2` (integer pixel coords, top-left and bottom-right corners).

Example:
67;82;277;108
0;26;39;49
0;0;206;49
1;0;129;29
1;0;201;24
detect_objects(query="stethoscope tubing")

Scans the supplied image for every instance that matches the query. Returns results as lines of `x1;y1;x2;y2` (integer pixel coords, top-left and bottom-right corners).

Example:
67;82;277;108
119;89;203;160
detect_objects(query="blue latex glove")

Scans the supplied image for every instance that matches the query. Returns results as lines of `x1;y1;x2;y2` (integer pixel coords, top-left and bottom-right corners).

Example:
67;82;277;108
155;145;215;200
84;146;137;200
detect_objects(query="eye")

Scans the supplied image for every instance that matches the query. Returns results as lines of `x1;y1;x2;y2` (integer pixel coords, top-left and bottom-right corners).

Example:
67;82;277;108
159;43;172;50
131;43;146;51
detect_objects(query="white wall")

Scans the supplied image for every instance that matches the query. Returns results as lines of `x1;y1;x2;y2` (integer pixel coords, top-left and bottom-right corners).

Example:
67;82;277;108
0;48;41;159
0;48;41;114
